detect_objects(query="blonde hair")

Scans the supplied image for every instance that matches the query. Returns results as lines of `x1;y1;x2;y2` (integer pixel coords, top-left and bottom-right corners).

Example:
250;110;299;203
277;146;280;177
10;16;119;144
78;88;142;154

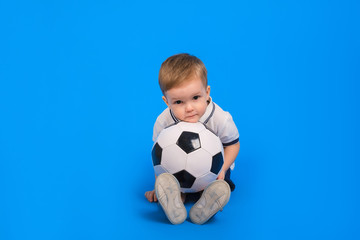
158;53;207;94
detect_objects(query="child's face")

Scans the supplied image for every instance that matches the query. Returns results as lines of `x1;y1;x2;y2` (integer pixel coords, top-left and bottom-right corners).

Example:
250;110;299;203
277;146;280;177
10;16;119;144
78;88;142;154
162;76;210;123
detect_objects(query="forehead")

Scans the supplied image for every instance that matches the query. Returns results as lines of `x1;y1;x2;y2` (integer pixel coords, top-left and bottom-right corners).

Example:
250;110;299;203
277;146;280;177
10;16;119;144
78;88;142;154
165;77;206;99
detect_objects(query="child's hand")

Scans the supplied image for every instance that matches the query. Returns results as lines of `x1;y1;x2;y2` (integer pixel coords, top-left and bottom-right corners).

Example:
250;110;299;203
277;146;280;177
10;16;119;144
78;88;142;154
217;170;225;180
145;190;158;202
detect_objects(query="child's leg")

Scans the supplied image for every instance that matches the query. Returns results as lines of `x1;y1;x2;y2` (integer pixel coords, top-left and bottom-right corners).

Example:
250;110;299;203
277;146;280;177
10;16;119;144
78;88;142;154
155;173;187;225
189;180;231;225
181;192;186;203
224;169;236;191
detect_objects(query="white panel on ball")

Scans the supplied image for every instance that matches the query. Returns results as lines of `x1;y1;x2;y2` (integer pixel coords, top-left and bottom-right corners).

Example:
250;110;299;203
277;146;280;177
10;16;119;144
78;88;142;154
157;124;183;149
186;149;212;178
191;172;218;192
198;128;224;156
161;144;188;174
154;165;167;176
178;121;205;133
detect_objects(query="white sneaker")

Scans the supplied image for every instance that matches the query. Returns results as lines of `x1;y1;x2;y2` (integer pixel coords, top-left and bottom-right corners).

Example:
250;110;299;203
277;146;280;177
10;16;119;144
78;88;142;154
189;180;231;224
155;173;187;224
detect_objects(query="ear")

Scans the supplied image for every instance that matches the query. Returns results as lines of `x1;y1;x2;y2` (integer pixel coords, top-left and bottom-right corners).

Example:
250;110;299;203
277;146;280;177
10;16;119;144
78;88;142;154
206;85;211;99
162;95;170;107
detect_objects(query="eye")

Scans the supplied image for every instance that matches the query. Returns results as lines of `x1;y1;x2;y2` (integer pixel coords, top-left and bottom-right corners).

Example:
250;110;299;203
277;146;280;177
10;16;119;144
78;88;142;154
193;95;200;100
174;100;182;104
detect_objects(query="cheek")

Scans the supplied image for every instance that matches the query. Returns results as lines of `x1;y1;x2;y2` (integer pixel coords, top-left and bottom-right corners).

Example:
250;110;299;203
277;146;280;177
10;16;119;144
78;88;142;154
198;102;207;113
171;105;184;116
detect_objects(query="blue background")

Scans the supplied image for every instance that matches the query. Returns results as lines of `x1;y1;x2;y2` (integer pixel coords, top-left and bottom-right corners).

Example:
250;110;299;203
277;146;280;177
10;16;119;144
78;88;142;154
1;1;359;239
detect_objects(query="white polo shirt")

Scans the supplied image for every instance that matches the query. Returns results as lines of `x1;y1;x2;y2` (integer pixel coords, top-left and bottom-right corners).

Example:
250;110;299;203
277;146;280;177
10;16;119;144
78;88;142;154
152;98;239;169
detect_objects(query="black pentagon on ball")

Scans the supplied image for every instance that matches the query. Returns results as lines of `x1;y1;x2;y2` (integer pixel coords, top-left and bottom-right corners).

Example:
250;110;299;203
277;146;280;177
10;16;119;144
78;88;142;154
210;152;224;175
151;143;162;166
173;170;196;189
176;131;201;154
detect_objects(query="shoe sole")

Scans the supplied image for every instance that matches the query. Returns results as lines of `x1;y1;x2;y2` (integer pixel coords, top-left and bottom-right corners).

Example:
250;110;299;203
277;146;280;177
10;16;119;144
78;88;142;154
155;173;187;225
189;180;231;224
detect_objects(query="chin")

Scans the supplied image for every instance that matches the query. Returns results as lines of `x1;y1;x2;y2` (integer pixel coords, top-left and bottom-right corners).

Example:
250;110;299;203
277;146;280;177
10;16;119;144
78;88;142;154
186;120;198;123
183;117;200;123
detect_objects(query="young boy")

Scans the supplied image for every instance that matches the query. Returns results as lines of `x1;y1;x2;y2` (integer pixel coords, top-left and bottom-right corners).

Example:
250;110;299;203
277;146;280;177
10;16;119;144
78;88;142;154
145;53;240;224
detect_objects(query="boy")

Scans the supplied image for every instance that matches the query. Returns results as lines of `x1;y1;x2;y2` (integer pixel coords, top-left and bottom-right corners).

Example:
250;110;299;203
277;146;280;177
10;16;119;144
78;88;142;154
145;53;240;224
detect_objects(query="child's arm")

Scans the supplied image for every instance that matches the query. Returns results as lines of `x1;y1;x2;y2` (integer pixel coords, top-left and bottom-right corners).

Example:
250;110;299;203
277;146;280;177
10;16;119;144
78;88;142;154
217;142;240;180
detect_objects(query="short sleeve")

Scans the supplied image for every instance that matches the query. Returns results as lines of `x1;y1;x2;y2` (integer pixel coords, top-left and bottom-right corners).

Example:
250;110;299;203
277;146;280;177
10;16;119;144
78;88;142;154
218;112;239;146
152;108;174;142
152;118;164;142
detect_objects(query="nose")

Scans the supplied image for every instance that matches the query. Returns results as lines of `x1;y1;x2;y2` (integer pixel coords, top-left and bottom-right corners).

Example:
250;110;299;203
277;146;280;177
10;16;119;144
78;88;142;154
185;102;194;112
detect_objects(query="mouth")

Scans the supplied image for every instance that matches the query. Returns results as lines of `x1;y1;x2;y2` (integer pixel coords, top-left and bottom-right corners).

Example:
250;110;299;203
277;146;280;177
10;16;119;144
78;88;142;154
186;114;197;119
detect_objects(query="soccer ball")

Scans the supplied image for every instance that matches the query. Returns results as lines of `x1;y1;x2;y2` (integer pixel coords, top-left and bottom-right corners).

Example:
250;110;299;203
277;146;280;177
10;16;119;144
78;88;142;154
152;121;224;193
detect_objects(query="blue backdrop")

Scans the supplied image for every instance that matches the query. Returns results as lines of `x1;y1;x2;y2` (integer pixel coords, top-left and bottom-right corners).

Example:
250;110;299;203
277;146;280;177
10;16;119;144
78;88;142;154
1;1;359;239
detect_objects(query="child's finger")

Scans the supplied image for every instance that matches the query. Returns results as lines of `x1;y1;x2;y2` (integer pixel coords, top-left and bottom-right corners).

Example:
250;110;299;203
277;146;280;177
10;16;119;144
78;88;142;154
154;193;158;202
145;191;153;202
